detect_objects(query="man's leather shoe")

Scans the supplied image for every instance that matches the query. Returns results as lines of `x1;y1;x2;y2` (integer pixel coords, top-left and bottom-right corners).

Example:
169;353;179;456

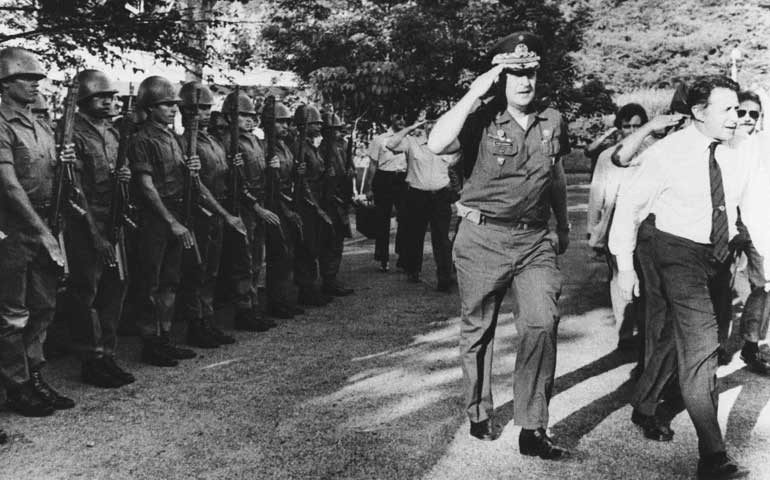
186;318;221;349
268;304;295;319
102;356;135;384
519;428;569;460
469;420;496;441
322;283;354;297
6;381;55;417
141;343;179;367
697;452;749;479
741;352;770;375
30;370;75;410
631;409;674;441
82;358;125;388
208;326;236;345
160;343;197;360
234;309;272;332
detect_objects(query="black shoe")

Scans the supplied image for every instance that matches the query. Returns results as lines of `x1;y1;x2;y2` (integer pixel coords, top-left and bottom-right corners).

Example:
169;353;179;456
159;343;197;360
102;356;136;384
268;304;295;319
208;326;236;345
82;358;125;388
631;409;674;441
298;289;332;307
697;452;749;479
5;381;55;417
469;420;496;441
717;347;732;366
29;370;75;410
288;304;305;315
186;318;221;349
234;309;272;332
322;283;354;297
140;343;179;367
741;351;770;375
518;428;569;460
0;428;7;445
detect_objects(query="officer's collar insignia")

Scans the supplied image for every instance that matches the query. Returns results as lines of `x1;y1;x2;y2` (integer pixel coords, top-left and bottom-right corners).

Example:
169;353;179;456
491;43;540;69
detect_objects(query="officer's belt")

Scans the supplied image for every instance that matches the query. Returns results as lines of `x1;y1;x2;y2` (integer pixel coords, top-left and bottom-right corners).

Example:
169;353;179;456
455;202;546;230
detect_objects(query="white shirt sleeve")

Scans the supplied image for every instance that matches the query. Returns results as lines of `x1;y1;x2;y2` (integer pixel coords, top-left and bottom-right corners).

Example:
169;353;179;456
738;141;770;282
608;144;665;271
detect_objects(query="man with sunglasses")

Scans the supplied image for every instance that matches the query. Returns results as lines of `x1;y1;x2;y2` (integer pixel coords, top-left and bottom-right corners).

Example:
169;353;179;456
0;47;76;416
429;32;571;459
128;75;201;367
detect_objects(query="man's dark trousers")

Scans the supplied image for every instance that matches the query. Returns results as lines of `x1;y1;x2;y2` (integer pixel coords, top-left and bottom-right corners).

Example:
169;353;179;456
371;170;406;264
400;186;452;283
632;225;727;456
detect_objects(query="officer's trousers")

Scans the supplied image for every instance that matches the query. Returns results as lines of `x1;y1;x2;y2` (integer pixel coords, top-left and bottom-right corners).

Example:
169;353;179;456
179;214;224;320
135;210;183;342
455;221;561;428
631;225;726;456
372;170;406;264
65;220;127;360
0;236;58;387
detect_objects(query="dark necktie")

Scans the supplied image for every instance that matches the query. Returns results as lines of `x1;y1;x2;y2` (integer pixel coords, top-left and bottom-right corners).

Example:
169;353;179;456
708;141;729;263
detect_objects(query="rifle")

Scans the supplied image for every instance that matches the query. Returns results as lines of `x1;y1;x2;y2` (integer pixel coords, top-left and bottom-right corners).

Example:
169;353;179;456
49;73;87;275
227;85;258;217
293;105;307;211
108;83;138;281
182;88;204;265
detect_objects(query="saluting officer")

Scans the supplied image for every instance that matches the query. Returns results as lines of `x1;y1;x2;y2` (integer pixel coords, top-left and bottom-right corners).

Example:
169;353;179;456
216;90;275;331
128;75;199;367
0;47;76;416
67;69;134;388
318;112;354;296
177;81;249;347
428;32;571;459
292;105;334;306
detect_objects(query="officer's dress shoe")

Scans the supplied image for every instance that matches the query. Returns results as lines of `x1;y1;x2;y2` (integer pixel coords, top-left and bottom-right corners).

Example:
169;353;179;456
6;381;54;417
30;370;75;410
140;343;179;367
102;356;135;384
631;409;674;441
82;357;125;388
741;351;770;375
469;420;496;441
187;318;221;349
697;452;749;480
234;309;272;332
322;283;354;297
208;325;236;345
518;428;569;460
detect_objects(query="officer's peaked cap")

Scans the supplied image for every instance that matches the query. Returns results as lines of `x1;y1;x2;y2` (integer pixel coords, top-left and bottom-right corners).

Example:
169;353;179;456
490;32;542;70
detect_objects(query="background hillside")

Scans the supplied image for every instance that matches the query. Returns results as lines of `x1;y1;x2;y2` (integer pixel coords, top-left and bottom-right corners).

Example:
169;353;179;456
574;0;770;91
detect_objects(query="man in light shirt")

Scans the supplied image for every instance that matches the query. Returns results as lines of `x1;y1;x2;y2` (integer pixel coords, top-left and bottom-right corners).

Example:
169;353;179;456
386;117;459;291
368;115;407;272
609;76;770;480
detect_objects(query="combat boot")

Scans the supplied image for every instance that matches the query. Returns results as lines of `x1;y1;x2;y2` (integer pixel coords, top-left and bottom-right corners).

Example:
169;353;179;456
140;342;178;367
82;357;125;388
298;288;332;307
322;280;354;297
268;303;294;319
102;356;136;384
187;318;221;349
6;381;54;417
234;309;272;332
30;369;75;410
208;324;236;345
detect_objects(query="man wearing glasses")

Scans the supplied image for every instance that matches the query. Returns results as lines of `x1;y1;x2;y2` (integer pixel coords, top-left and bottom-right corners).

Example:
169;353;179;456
429;32;571;459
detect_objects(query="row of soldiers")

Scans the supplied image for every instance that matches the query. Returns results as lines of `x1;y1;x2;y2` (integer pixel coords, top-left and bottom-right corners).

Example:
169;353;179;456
0;47;355;420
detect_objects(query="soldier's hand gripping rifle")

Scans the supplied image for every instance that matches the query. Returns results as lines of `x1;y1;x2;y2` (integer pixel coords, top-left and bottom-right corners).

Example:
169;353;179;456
108;83;138;281
49;73;87;276
182;88;205;265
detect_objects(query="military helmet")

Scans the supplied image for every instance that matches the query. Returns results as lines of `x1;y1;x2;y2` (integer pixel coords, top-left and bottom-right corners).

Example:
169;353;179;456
295;104;322;125
322;112;343;128
136;75;180;109
179;81;215;107
221;91;256;115
30;93;49;112
76;69;118;103
0;47;46;82
274;102;291;119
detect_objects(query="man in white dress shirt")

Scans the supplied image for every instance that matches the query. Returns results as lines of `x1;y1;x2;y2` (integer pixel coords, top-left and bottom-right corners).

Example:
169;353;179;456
610;75;770;480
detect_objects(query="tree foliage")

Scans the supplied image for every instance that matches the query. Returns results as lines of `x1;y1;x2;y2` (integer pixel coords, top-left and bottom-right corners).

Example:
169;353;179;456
259;0;614;124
